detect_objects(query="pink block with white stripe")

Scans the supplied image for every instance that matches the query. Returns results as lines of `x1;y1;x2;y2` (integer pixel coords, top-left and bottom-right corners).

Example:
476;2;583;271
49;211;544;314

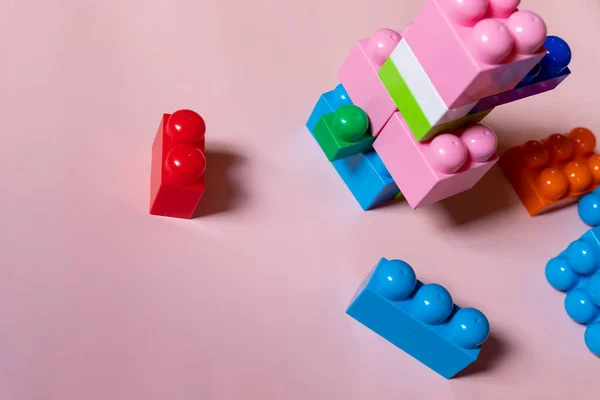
403;0;547;108
373;112;498;208
337;29;401;137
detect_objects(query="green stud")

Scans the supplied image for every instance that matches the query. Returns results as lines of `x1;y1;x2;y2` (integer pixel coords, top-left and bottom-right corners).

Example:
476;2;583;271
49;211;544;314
332;104;369;142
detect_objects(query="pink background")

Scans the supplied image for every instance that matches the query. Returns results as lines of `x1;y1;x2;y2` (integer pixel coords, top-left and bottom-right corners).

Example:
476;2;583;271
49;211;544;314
1;0;599;398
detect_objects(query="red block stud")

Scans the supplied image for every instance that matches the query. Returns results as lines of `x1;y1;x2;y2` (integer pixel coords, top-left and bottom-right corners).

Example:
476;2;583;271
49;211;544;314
150;109;206;218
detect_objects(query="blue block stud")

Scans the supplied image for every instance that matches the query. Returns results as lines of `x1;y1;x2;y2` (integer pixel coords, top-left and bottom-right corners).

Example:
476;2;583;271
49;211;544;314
546;227;600;356
347;258;490;378
578;188;600;227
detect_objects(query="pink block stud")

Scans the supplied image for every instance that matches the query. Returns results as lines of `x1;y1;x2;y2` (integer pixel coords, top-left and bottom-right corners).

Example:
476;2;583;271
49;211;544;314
373;112;498;208
338;29;401;137
403;0;546;108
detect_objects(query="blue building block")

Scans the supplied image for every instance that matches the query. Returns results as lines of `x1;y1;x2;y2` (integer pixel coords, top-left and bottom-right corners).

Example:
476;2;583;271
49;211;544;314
306;84;353;132
578;188;600;227
333;151;399;210
518;35;572;87
469;35;571;114
347;258;490;378
546;227;600;356
307;84;400;209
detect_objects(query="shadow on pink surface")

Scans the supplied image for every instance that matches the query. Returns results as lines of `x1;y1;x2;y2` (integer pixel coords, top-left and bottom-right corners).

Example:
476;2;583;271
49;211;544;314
438;167;516;226
455;333;510;378
193;148;247;217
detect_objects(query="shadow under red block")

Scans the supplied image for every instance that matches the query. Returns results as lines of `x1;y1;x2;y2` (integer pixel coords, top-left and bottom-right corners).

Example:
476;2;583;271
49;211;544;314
192;149;246;218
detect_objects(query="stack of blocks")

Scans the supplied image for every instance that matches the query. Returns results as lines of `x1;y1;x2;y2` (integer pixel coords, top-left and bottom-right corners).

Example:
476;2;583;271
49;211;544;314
306;0;572;210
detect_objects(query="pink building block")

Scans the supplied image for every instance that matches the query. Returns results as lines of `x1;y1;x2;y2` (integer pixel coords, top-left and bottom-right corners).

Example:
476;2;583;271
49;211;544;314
373;112;498;208
338;29;401;137
403;0;547;108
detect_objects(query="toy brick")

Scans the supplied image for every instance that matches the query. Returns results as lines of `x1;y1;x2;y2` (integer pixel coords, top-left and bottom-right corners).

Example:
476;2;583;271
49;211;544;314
499;128;600;216
150;110;206;219
578;188;600;227
313;107;375;162
306;84;353;132
337;29;401;137
373;112;498;208
470;69;569;113
307;85;401;209
347;258;490;379
429;109;493;137
378;39;476;141
546;228;600;356
333;151;400;210
403;0;547;108
470;35;572;113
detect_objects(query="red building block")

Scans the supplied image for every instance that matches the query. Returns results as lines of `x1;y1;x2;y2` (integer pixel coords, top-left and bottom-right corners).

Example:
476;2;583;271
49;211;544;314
499;128;600;216
150;110;207;219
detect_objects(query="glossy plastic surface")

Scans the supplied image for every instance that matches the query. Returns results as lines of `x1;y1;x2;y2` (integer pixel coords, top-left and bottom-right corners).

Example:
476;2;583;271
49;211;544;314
403;0;547;108
347;257;490;378
546;227;600;356
149;110;206;219
306;84;353;131
333;151;400;210
313;106;374;162
499;128;600;216
306;85;400;209
578;188;600;226
373;112;498;208
378;39;476;141
470;35;572;113
331;105;369;142
337;30;400;137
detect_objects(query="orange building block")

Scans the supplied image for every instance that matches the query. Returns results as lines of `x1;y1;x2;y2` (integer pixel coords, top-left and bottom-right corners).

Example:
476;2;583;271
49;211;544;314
499;128;600;216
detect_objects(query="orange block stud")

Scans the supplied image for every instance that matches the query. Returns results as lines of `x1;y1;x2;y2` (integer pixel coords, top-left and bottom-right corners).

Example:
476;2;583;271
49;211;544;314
499;128;600;216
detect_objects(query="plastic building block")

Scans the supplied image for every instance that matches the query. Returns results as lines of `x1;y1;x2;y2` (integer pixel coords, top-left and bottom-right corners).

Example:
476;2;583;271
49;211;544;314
337;29;401;137
150;110;206;219
306;84;353;132
546;227;600;356
307;85;401;209
578;188;600;227
347;258;490;378
378;39;477;141
470;35;572;113
403;0;547;108
373;111;498;208
313;105;375;162
431;109;493;136
499;128;600;216
333;151;400;210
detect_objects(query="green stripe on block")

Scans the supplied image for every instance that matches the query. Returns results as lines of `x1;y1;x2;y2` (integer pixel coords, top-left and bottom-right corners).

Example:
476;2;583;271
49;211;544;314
378;58;431;141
